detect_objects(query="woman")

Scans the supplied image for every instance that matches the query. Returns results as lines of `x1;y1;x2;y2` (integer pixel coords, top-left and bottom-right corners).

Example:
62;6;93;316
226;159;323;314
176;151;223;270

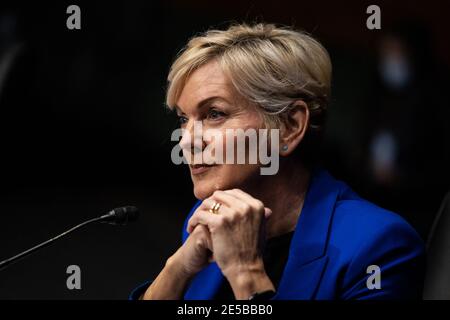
131;23;425;300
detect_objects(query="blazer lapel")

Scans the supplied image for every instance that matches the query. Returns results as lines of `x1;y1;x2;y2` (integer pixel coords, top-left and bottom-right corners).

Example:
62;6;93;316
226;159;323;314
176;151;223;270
275;169;343;299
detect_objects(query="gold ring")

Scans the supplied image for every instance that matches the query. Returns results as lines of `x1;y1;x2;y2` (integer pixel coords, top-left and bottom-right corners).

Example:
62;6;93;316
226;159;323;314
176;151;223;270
209;202;221;214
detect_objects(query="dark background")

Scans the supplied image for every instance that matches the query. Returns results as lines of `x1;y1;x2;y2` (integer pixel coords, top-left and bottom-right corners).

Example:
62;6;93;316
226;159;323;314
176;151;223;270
0;0;448;299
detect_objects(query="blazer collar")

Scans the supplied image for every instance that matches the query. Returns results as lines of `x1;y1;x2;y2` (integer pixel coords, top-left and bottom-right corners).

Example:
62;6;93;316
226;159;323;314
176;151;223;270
184;168;346;300
288;168;343;266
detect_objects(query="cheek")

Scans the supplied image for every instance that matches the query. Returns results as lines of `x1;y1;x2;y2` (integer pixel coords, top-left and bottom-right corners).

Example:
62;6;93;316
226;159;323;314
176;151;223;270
219;128;259;160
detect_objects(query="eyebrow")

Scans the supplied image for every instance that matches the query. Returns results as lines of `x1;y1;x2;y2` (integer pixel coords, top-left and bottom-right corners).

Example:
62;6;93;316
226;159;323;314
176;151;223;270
174;96;229;114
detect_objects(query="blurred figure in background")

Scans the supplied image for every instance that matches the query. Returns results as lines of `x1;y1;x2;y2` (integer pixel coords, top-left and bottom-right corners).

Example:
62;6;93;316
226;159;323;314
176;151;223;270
363;22;449;230
0;11;22;100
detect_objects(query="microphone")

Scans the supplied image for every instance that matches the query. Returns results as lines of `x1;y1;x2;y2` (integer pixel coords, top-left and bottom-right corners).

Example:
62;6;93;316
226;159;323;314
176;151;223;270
0;206;139;271
99;206;140;225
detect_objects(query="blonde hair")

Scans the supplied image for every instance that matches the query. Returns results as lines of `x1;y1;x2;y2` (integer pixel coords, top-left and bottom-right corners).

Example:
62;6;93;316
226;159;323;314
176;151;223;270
166;23;332;164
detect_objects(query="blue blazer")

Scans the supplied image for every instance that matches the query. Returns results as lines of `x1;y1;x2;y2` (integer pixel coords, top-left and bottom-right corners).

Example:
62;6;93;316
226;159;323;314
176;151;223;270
131;169;425;300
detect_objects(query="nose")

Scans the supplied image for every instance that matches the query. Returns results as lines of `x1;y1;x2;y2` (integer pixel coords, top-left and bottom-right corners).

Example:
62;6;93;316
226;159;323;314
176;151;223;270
179;120;204;160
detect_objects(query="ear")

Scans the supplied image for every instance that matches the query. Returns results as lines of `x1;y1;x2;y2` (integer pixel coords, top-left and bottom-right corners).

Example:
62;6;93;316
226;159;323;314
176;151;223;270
279;100;309;157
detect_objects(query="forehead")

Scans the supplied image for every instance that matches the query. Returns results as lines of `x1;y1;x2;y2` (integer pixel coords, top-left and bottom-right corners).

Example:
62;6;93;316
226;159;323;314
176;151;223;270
176;60;235;111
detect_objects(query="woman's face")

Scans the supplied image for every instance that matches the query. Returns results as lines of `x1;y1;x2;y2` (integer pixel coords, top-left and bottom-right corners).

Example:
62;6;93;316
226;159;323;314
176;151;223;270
175;60;267;200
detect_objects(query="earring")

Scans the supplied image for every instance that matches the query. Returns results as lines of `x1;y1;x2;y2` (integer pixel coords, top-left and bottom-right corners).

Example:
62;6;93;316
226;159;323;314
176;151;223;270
281;145;288;152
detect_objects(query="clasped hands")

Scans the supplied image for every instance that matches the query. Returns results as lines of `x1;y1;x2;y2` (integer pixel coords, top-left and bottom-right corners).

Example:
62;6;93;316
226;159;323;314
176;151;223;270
175;189;275;299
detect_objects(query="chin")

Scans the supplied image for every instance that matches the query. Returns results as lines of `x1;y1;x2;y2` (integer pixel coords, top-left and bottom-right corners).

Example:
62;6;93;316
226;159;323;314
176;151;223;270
192;177;222;199
190;164;261;200
193;185;212;200
191;165;228;199
192;180;221;200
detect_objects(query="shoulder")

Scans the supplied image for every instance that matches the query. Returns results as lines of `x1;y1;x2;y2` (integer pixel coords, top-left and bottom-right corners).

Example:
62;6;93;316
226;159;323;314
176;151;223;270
330;192;424;255
327;192;425;299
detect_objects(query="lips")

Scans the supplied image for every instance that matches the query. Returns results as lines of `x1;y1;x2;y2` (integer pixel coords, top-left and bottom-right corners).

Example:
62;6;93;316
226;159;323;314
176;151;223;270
190;164;215;175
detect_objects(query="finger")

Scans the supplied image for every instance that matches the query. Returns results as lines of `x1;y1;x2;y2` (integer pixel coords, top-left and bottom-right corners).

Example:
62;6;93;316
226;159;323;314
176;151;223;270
223;189;269;218
223;188;255;202
200;197;228;211
187;209;220;234
200;198;234;217
210;190;254;216
208;190;240;209
224;189;265;210
202;225;214;252
191;224;213;252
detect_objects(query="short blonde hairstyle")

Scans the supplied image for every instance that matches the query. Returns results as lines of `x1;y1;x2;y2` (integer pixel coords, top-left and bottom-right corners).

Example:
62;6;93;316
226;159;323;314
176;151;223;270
166;23;332;164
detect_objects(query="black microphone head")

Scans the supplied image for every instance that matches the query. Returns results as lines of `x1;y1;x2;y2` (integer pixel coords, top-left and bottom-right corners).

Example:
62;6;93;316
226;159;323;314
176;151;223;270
102;206;139;225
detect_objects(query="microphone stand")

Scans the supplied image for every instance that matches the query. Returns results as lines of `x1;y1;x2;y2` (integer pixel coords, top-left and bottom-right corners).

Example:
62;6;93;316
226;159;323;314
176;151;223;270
0;216;105;271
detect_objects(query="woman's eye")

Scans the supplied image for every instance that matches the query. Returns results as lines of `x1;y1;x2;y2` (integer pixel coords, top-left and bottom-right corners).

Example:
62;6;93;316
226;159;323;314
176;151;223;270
207;109;226;121
177;115;188;125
